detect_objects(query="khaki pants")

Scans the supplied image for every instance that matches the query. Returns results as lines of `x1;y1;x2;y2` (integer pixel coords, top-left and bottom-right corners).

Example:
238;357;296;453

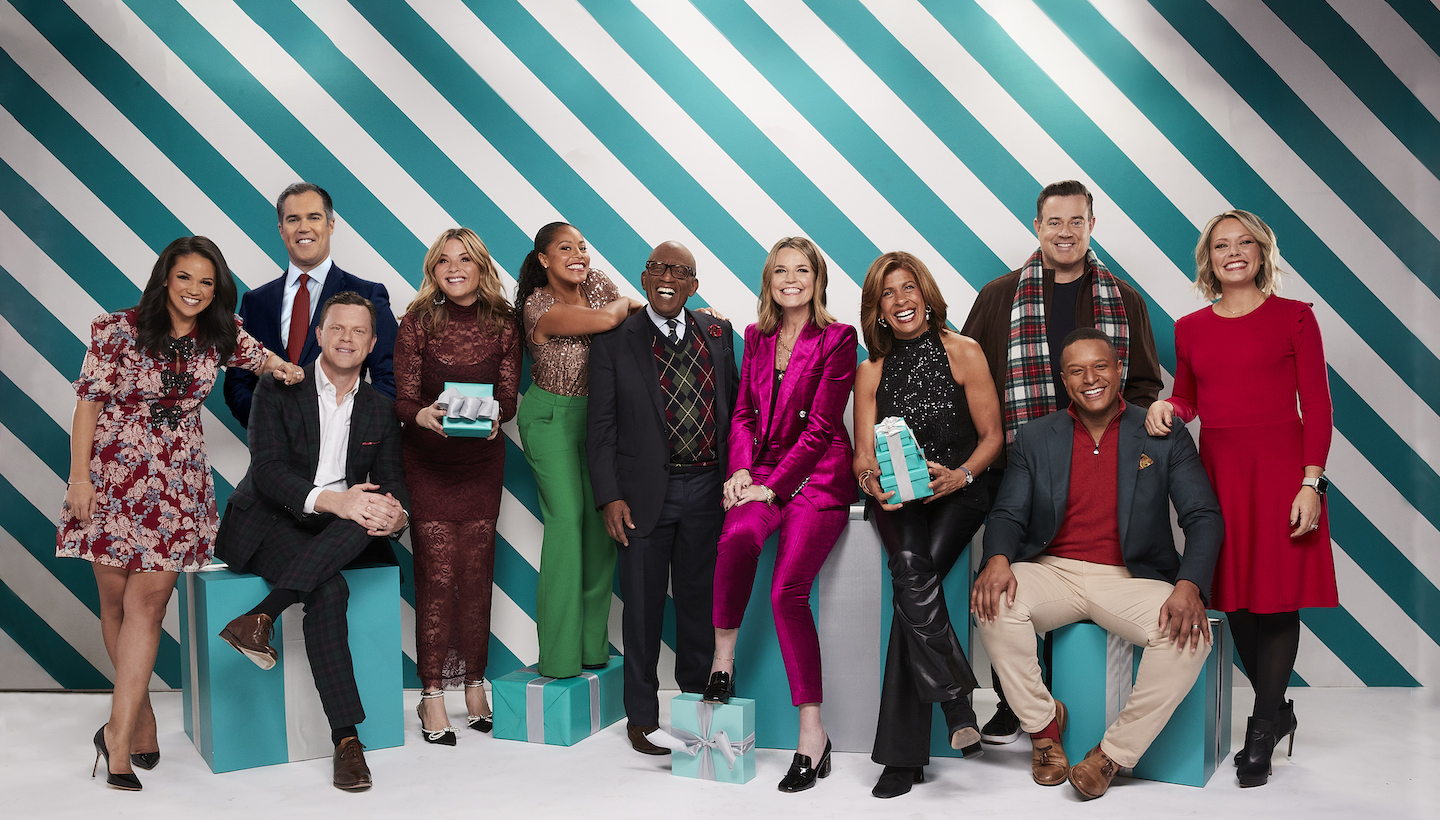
975;556;1210;767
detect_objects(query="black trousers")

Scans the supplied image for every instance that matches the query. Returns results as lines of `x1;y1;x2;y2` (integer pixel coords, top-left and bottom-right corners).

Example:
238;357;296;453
241;513;380;730
870;492;987;766
615;470;723;726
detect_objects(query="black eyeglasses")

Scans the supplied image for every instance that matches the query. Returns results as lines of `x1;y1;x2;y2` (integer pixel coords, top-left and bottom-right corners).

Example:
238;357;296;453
644;260;696;280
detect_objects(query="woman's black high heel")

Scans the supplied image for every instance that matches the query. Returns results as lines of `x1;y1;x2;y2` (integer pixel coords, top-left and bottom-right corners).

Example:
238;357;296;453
1236;717;1276;787
940;695;984;758
702;670;734;704
465;679;492;733
130;751;160;770
92;725;142;791
778;738;831;793
416;691;458;746
1234;700;1297;766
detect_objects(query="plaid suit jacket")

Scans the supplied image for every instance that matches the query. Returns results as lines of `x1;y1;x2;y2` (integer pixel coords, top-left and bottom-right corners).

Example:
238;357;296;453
215;362;409;573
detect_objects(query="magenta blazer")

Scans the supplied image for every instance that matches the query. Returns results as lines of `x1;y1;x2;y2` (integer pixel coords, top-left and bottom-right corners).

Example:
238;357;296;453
728;321;858;510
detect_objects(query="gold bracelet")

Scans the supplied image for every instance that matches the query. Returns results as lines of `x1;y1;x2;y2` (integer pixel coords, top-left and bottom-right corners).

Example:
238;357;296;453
67;479;92;485
857;469;873;490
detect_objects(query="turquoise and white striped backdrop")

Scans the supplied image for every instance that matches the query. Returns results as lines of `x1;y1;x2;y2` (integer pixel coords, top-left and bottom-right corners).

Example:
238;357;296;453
2;0;1437;691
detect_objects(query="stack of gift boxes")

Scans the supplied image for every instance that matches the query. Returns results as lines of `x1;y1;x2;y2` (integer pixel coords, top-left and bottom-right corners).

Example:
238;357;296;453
875;416;931;503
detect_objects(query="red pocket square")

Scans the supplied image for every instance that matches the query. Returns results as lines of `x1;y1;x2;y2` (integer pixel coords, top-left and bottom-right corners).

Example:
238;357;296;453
360;441;379;446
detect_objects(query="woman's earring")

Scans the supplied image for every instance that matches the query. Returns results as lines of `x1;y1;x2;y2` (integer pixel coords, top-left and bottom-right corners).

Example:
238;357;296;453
432;293;447;306
925;307;933;320
878;317;888;328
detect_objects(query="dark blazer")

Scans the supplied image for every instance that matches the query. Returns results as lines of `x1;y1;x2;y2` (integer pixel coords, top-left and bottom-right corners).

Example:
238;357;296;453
215;363;410;573
727;321;858;509
982;403;1224;601
587;309;739;537
223;264;399;427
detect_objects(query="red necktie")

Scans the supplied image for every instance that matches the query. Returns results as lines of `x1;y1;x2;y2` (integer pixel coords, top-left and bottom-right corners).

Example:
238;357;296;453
286;273;311;364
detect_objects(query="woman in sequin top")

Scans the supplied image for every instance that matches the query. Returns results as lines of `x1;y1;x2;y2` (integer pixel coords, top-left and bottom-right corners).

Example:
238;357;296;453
58;236;302;790
515;222;642;679
852;251;1002;799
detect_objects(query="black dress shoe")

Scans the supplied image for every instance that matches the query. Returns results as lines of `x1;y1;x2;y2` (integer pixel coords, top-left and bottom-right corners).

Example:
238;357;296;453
91;725;142;791
981;698;1023;744
871;765;923;798
702;670;734;704
778;738;831;793
1237;717;1276;787
130;751;160;770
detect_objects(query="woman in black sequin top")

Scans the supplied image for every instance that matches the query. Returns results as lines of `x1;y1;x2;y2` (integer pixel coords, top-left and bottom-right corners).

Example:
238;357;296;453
852;252;1002;799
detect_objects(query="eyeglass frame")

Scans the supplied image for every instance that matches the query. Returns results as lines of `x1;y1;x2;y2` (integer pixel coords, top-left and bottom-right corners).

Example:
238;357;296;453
643;260;697;281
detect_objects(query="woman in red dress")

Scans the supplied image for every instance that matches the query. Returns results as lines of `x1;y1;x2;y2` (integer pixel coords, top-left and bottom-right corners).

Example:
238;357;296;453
1145;210;1336;788
396;228;521;744
58;236;302;790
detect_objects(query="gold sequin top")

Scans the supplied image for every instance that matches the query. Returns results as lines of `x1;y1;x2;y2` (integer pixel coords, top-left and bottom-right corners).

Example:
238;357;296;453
522;268;621;396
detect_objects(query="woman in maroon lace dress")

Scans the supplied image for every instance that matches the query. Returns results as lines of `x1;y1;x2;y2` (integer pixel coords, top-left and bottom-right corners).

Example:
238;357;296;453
396;228;521;744
58;236;301;790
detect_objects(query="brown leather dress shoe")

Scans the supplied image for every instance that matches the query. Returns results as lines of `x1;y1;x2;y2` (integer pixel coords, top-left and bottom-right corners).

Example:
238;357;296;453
1030;700;1069;786
332;737;372;791
627;723;669;755
1069;745;1119;800
219;613;277;670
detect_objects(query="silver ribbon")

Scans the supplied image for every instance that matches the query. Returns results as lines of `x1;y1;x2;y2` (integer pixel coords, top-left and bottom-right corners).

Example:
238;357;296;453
644;702;756;780
435;386;499;422
874;416;922;501
520;664;604;743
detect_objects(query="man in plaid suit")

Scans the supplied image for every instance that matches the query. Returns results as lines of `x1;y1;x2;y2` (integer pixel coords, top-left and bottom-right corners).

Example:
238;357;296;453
586;241;738;754
215;291;409;791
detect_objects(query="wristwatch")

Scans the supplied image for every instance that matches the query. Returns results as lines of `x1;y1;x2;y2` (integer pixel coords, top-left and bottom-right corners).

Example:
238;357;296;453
1301;476;1329;495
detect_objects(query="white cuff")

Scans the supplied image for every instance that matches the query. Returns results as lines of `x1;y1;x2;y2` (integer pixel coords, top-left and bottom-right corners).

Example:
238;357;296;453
303;486;323;515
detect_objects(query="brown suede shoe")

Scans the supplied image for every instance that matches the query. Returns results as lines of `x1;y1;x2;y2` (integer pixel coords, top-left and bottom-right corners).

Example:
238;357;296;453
332;737;372;791
1069;745;1120;800
219;613;277;670
627;723;669;756
1030;699;1069;786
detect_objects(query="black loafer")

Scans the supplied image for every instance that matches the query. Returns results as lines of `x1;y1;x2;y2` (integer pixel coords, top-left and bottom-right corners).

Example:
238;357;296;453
702;670;734;704
871;765;923;798
778;738;832;793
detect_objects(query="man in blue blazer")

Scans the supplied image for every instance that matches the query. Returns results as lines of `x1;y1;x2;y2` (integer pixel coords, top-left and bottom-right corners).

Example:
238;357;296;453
223;182;398;427
971;328;1223;800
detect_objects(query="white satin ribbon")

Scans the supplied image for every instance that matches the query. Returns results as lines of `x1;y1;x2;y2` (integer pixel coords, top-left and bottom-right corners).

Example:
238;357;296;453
875;416;919;500
435;387;499;422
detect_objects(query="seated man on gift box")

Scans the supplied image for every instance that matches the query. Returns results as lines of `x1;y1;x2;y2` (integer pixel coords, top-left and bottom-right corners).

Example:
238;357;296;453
587;240;739;754
214;291;410;792
971;328;1222;800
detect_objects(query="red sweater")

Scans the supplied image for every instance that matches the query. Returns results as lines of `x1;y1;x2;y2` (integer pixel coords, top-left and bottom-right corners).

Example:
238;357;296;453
1046;402;1126;566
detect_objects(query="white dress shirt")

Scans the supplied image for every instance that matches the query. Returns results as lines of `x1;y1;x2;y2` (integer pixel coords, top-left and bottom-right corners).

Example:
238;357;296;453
279;257;334;350
645;304;686;340
303;360;358;514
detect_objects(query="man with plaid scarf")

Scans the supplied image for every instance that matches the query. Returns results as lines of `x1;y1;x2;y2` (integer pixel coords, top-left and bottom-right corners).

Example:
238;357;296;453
587;241;739;755
960;180;1164;745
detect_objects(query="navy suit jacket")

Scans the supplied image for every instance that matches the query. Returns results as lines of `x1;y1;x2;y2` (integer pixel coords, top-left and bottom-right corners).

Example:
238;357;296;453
587;309;739;537
982;403;1224;601
223;263;398;427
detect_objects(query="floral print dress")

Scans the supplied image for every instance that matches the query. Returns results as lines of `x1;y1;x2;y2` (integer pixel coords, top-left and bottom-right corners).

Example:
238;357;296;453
56;310;269;572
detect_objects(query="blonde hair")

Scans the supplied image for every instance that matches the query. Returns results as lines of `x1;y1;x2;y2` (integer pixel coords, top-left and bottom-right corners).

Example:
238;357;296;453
1193;210;1285;300
859;251;947;361
407;228;512;337
756;236;836;335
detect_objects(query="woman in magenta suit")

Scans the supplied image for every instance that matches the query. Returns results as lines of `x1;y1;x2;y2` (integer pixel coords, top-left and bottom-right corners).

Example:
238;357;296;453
1146;210;1336;788
704;236;857;793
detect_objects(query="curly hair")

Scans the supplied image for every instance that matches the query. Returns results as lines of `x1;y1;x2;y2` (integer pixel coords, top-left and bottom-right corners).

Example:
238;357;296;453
406;227;512;337
133;236;239;364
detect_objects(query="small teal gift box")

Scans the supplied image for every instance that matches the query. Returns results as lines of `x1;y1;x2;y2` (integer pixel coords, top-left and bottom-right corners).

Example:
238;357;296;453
874;416;932;502
652;694;756;784
491;656;624;745
437;382;497;438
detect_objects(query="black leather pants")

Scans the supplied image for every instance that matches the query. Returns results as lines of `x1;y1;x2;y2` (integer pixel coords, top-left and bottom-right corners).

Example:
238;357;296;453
870;492;987;766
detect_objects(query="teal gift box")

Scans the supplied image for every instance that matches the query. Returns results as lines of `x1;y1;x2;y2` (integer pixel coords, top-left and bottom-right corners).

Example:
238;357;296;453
661;694;756;784
874;416;932;502
491;656;624;745
179;564;403;773
439;381;495;438
1048;615;1232;787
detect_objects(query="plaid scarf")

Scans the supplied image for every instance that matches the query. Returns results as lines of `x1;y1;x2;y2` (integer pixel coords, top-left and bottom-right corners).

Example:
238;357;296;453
1003;249;1130;444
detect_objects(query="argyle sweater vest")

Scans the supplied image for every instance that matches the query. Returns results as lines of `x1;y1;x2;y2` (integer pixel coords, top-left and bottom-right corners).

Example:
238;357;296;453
653;323;718;466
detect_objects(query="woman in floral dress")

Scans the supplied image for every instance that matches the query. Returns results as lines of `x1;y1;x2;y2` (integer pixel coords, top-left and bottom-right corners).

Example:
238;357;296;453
58;236;302;790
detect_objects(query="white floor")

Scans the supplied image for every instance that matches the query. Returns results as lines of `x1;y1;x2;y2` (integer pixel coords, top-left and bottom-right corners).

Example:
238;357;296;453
2;687;1437;819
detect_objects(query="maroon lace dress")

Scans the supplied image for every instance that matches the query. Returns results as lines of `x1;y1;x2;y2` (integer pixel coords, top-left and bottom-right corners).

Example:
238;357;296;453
394;299;522;687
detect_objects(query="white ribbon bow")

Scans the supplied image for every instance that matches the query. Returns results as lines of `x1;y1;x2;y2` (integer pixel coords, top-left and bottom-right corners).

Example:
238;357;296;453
436;387;499;422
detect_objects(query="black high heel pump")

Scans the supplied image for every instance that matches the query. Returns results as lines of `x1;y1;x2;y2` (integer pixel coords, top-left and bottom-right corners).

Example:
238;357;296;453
92;725;142;791
778;738;832;793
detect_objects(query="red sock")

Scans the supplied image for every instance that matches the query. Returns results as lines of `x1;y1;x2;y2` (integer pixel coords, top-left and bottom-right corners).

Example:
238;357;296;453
1030;717;1061;743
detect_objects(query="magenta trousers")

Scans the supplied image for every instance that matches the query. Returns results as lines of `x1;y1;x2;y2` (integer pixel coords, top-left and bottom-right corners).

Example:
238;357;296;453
712;482;848;706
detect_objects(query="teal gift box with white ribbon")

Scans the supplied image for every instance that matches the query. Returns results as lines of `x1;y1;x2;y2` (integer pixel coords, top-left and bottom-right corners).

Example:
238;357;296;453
491;656;624;745
438;382;497;438
874;416;932;502
655;694;756;784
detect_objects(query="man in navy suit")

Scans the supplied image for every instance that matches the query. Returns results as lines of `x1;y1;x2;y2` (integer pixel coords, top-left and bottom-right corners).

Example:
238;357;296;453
223;182;398;427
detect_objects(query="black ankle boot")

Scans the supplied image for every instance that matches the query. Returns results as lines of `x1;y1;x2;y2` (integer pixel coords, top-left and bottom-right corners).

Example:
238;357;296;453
871;765;923;798
1237;717;1276;787
939;696;983;756
1234;700;1299;766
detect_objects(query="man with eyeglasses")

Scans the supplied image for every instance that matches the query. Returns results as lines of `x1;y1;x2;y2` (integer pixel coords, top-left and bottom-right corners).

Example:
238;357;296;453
960;180;1164;754
587;241;739;754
